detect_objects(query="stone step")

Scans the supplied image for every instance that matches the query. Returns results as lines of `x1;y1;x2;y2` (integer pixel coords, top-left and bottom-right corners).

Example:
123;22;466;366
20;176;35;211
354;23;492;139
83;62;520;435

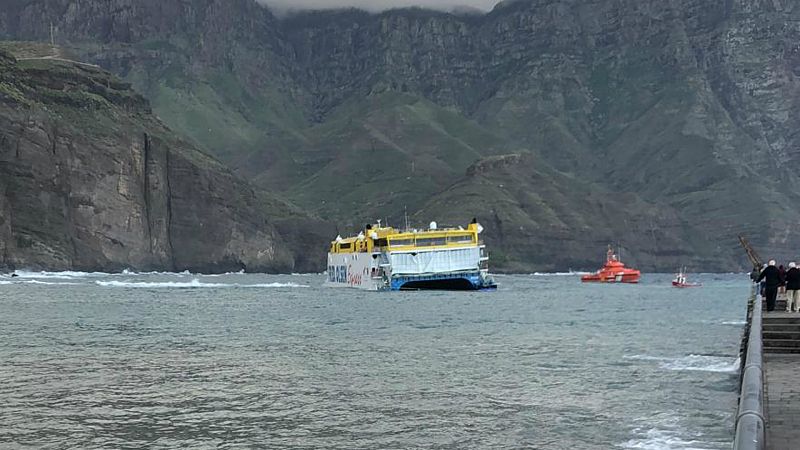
763;316;800;325
763;346;800;354
761;338;800;348
763;331;800;340
763;324;800;333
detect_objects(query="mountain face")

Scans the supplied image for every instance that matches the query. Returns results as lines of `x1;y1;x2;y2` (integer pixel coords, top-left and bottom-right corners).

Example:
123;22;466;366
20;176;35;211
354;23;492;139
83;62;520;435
0;45;326;273
2;0;799;271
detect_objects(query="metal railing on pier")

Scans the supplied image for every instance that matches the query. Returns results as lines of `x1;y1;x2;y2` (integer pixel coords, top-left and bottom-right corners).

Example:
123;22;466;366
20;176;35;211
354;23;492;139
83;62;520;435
733;286;765;450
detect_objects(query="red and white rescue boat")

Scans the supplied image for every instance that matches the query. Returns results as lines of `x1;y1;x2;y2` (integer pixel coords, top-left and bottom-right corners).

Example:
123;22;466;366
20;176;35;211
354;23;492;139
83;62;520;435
581;245;641;283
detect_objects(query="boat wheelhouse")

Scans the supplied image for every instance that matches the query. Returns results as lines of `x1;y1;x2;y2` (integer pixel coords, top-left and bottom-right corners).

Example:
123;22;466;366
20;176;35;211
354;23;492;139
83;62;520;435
326;219;496;291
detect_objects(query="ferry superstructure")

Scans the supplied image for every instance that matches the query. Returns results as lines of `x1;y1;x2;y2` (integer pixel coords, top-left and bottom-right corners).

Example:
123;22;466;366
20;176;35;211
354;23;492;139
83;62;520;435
325;219;496;291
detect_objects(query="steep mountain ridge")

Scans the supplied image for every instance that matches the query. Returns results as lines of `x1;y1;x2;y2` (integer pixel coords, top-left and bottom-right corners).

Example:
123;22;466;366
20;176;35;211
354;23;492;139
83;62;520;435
1;0;799;270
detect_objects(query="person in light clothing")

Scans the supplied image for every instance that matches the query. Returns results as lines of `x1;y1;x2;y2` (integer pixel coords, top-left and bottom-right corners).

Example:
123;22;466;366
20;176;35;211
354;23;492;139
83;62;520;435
785;262;800;312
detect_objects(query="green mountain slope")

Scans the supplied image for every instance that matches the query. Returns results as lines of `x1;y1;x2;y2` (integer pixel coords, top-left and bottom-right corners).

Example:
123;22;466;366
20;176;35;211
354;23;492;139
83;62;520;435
2;0;800;271
271;92;511;226
415;153;736;272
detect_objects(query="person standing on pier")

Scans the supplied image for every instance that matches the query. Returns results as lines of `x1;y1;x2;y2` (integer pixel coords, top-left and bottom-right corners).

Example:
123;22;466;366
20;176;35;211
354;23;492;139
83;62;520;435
758;260;782;311
785;262;800;312
750;266;760;283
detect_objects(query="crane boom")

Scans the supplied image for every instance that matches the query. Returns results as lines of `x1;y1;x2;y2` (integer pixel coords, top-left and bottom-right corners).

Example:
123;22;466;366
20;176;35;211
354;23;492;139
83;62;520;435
738;235;763;269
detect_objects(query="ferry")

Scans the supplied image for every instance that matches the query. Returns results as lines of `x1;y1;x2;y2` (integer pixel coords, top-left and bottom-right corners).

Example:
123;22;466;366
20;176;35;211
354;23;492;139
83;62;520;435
325;219;496;291
581;245;641;283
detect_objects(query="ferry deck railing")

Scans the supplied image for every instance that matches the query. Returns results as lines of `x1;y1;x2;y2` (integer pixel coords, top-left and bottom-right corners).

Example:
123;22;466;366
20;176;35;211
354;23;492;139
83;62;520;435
733;285;765;450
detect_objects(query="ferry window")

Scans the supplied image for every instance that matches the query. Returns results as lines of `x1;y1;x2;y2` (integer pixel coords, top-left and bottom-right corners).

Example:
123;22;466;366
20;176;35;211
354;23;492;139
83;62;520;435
416;237;446;246
339;242;352;250
374;239;388;247
390;238;413;246
448;234;473;243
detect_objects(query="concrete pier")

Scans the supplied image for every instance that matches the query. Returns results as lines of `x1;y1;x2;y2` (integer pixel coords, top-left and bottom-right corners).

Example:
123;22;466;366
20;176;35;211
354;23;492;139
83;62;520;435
762;301;800;450
735;292;800;450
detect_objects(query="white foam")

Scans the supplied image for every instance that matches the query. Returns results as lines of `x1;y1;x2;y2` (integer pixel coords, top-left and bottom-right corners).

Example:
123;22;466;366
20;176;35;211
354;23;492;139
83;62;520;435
626;354;739;373
13;270;111;279
662;355;739;373
621;427;718;450
21;280;82;285
95;279;308;289
0;280;12;285
721;320;746;326
121;269;173;276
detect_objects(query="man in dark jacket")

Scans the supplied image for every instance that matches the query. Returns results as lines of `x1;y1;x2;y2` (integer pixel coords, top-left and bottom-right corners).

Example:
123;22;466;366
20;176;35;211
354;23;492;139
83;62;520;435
758;260;782;311
785;262;800;312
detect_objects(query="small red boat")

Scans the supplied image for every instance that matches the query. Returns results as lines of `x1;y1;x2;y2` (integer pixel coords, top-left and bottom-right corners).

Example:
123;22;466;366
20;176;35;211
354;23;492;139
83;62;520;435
672;268;701;288
581;245;641;283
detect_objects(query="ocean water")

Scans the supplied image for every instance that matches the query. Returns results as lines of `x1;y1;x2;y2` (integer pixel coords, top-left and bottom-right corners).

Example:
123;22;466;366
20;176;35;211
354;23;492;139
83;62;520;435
0;271;748;449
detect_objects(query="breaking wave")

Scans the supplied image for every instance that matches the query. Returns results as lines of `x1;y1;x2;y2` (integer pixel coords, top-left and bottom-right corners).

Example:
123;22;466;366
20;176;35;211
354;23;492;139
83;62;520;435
621;427;720;450
21;280;82;286
12;270;112;279
14;269;257;278
95;279;308;289
625;354;739;373
621;412;728;450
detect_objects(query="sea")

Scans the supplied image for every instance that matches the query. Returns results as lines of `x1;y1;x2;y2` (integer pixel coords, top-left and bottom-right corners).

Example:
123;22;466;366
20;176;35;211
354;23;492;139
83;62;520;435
0;271;749;449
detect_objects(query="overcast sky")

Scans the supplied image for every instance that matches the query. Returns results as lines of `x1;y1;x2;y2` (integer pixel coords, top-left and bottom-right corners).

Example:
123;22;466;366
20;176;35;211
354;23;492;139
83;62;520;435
260;0;503;14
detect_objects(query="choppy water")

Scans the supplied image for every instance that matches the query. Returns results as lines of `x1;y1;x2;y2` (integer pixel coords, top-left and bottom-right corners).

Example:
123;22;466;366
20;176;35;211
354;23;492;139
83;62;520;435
0;271;748;449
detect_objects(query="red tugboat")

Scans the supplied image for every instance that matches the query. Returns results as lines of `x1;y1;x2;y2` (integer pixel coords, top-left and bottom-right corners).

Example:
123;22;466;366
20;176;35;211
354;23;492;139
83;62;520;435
581;245;641;283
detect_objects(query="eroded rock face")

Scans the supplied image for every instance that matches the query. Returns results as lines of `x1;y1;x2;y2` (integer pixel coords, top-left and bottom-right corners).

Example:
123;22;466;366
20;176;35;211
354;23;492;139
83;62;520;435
0;51;323;272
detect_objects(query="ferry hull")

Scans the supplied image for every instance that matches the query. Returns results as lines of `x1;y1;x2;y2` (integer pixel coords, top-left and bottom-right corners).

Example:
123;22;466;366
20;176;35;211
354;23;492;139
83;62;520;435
325;251;383;290
325;251;495;291
392;271;496;291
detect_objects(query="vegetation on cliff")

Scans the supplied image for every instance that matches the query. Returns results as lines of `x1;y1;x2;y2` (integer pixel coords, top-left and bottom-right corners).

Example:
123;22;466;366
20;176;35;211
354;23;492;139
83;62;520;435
2;0;800;271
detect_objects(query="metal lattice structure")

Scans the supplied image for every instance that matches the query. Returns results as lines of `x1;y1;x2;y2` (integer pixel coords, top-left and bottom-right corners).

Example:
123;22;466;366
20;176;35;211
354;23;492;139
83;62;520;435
738;235;763;270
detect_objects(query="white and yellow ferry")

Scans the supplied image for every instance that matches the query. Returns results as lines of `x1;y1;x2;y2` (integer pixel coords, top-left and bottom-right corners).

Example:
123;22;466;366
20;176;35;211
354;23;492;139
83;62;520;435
325;219;496;291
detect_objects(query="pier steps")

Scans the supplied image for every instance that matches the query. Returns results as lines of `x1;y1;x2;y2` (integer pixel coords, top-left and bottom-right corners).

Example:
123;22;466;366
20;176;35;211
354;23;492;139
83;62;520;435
762;311;800;354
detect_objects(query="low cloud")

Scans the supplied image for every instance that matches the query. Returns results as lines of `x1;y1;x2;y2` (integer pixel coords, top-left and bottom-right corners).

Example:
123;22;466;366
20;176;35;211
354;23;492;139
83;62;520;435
259;0;502;14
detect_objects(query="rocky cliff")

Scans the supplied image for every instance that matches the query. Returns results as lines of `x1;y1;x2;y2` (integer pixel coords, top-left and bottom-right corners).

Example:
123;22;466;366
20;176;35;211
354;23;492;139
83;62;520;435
2;0;800;271
0;47;326;272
